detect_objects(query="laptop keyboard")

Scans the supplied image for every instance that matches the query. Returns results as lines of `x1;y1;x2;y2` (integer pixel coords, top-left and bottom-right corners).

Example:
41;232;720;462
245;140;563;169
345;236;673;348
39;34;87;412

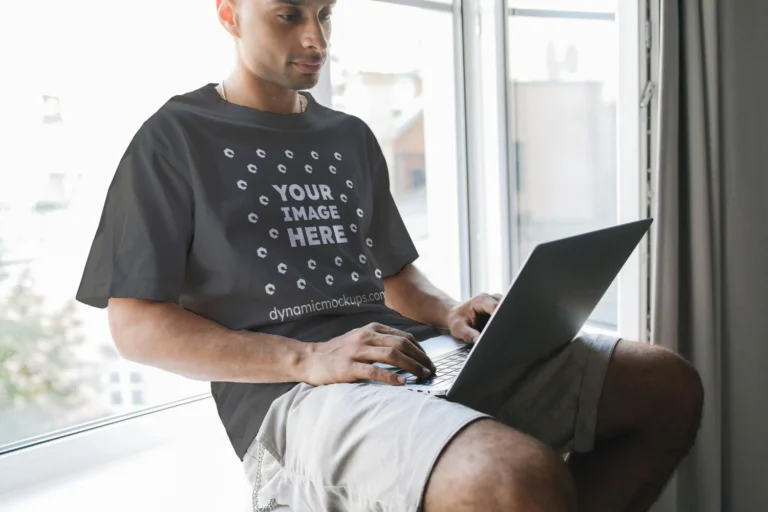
398;345;471;385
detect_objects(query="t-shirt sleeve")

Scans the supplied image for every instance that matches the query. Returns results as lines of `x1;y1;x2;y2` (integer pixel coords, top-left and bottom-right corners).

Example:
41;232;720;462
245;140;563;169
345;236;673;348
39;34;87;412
365;131;420;279
76;130;194;309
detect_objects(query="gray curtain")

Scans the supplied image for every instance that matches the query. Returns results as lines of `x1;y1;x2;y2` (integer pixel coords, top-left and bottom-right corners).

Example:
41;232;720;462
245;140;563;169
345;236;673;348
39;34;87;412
652;1;768;511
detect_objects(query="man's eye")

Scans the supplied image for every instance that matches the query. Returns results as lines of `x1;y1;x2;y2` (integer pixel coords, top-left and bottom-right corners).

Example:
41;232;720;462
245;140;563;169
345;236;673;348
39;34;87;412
279;14;298;21
321;12;333;21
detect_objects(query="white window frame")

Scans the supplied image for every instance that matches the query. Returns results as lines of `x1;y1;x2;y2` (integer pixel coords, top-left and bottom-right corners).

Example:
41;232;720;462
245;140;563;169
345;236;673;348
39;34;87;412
464;0;651;341
616;0;647;342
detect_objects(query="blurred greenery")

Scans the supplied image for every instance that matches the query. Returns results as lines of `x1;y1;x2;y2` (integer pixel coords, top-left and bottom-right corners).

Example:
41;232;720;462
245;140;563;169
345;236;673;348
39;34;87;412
0;238;98;446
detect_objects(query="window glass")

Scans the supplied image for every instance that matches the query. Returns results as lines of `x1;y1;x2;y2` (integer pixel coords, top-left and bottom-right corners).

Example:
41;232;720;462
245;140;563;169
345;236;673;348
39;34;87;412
331;0;463;300
0;0;229;450
506;2;620;329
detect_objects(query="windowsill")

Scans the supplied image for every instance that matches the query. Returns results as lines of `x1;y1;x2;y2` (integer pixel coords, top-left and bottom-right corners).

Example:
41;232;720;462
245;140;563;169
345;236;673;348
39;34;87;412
0;396;249;511
581;322;621;338
0;393;211;458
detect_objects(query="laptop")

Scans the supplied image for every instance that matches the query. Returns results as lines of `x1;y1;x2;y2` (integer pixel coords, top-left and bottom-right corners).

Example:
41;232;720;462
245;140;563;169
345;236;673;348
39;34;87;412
368;218;652;415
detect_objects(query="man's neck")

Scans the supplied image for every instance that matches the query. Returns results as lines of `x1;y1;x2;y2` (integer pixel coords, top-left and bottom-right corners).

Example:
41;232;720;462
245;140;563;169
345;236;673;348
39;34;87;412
223;69;304;114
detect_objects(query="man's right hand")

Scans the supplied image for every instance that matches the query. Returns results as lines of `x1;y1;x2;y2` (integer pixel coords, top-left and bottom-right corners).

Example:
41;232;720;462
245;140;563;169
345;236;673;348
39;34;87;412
300;322;436;386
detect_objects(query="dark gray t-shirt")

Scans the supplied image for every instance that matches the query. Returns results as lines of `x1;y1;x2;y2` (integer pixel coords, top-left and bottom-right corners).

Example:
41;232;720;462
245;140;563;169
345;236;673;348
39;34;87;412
76;84;440;460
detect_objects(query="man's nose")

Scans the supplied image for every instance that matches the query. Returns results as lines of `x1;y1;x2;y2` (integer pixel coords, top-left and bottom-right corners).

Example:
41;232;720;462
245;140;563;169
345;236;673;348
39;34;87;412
301;19;329;52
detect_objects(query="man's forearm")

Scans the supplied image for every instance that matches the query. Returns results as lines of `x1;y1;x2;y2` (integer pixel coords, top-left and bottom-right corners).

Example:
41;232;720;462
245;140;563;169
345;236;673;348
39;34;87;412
108;299;310;384
383;264;459;330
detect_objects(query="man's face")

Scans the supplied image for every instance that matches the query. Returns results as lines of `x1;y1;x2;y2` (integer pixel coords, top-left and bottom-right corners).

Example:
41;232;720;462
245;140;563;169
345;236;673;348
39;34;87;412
221;0;335;91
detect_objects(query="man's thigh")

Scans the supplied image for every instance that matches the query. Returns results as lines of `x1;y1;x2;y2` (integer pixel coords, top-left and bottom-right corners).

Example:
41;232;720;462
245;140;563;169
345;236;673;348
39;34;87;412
243;382;490;512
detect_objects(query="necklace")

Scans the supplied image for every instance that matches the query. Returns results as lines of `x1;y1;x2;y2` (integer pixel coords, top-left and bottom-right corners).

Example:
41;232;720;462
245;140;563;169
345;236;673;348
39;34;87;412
218;81;306;113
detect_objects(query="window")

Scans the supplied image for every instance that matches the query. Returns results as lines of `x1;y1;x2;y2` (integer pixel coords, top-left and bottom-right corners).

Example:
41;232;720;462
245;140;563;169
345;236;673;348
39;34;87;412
505;0;642;331
131;390;144;406
329;0;463;300
0;0;229;452
42;95;63;124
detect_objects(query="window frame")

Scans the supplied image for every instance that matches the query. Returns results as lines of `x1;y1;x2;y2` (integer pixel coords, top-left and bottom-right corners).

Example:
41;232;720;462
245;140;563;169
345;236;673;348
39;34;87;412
477;0;650;340
616;0;647;342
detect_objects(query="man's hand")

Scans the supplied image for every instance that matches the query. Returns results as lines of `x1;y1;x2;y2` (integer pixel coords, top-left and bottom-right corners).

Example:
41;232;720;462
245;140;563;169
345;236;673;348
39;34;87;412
301;323;436;386
445;293;503;343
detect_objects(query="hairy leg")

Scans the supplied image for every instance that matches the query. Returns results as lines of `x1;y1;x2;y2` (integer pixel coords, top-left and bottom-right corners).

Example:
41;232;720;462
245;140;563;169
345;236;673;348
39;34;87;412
423;418;577;512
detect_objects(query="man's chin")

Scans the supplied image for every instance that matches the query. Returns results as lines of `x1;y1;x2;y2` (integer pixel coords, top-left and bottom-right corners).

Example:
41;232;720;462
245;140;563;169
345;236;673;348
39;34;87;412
284;70;320;90
291;76;320;91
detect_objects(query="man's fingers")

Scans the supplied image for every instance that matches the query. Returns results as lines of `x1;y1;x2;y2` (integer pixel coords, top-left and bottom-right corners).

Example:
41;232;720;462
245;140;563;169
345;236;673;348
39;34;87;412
370;334;435;372
368;323;427;355
373;323;428;364
366;323;434;371
474;294;503;327
474;295;500;316
351;362;404;386
454;323;481;344
357;346;430;378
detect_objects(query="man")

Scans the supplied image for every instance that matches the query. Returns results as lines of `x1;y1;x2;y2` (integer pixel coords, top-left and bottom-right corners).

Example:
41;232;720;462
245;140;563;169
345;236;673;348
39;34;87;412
75;0;703;510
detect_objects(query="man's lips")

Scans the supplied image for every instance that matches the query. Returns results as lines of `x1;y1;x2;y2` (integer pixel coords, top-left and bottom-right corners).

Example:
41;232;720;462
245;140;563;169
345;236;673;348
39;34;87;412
293;61;324;74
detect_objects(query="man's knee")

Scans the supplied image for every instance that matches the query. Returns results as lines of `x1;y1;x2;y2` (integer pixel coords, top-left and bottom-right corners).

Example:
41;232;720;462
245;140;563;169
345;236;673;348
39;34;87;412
424;419;577;512
604;341;704;445
656;347;704;443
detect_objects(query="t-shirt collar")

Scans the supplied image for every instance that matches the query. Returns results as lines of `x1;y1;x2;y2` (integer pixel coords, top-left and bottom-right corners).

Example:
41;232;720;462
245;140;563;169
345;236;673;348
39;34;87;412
202;83;322;130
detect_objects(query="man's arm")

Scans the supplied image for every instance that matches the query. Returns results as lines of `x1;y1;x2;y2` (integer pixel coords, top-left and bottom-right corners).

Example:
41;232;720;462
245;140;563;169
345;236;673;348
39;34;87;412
108;298;310;383
107;298;436;385
383;263;460;330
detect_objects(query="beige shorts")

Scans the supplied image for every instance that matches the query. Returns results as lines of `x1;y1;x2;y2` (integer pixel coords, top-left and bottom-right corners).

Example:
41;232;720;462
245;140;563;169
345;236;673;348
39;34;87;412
243;332;620;512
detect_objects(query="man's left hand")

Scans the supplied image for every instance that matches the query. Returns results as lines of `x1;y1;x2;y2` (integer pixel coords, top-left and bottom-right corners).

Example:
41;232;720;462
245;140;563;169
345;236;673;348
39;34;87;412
445;293;503;344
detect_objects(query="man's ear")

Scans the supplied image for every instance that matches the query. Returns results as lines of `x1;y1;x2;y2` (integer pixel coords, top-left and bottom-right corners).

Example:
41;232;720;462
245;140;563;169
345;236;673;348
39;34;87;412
216;0;240;37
